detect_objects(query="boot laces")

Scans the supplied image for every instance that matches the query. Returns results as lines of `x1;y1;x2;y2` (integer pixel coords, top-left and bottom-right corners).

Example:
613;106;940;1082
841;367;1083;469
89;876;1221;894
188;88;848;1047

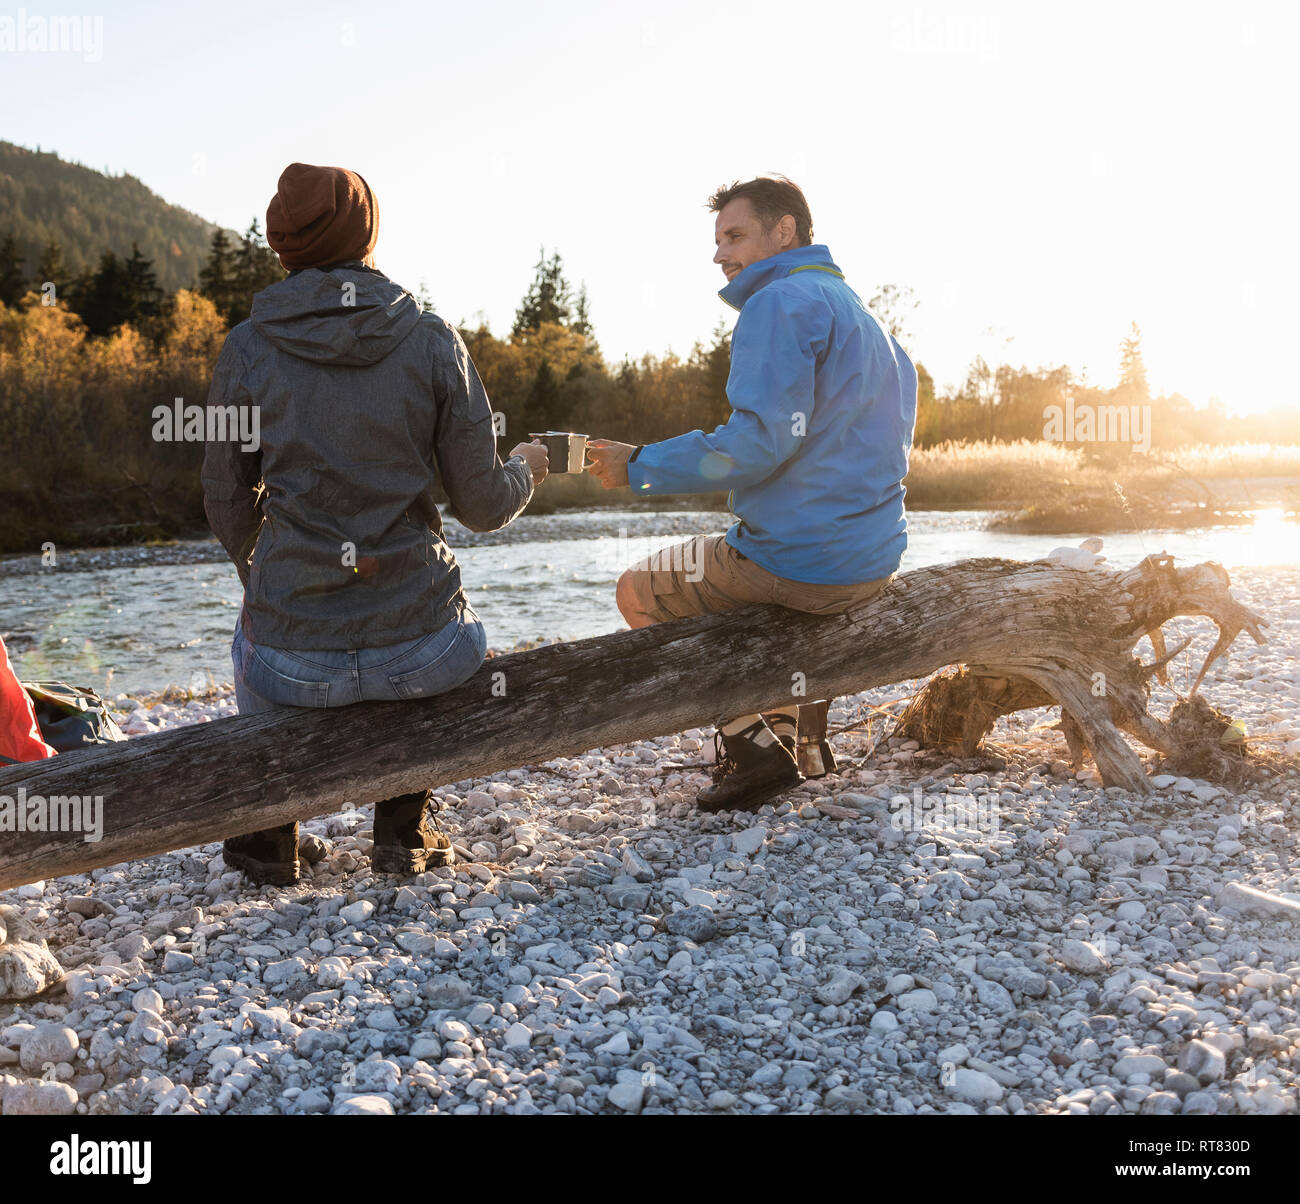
710;730;739;783
424;789;445;834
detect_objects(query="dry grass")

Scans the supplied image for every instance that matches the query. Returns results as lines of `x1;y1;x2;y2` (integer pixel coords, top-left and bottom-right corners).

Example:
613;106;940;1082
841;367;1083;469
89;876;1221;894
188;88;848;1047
904;440;1300;509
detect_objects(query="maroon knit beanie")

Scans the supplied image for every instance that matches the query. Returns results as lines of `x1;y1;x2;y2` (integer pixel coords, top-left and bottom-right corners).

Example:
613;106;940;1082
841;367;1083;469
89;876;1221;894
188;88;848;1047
266;162;378;270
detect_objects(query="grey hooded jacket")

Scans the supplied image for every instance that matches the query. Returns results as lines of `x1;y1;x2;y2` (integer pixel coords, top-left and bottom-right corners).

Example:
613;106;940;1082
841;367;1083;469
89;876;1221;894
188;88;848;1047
201;262;532;650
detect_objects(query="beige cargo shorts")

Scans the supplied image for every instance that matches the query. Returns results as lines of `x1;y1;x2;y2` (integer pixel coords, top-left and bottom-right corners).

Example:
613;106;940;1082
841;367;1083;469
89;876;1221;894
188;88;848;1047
617;533;894;624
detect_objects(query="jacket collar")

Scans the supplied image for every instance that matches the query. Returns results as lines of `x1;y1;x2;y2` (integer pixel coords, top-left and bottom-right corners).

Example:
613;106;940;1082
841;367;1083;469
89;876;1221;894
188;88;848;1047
718;243;841;310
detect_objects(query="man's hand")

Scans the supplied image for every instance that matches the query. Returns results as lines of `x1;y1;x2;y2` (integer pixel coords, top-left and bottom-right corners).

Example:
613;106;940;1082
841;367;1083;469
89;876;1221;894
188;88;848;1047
585;438;636;489
509;439;549;488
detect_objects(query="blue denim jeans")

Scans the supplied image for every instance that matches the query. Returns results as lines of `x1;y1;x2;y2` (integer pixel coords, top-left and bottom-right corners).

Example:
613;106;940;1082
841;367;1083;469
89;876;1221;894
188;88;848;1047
231;601;488;717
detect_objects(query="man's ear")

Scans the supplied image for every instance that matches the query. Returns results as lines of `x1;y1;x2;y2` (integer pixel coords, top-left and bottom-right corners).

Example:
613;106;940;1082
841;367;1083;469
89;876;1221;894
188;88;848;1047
777;214;797;248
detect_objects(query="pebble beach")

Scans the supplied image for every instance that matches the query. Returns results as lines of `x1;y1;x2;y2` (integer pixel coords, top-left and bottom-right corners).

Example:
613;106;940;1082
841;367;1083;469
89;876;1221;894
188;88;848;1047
1;565;1298;1117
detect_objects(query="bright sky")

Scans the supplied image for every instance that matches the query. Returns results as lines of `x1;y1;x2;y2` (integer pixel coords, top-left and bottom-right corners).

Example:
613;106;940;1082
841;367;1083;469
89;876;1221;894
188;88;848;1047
2;0;1296;416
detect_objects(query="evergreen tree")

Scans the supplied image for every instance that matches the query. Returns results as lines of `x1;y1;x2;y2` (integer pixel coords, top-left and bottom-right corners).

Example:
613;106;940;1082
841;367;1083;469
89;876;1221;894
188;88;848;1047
123;242;163;323
199;228;238;322
1118;320;1149;403
76;251;135;335
0;234;27;306
523;359;566;433
571;284;592;336
512;248;575;335
228;219;283;324
35;237;66;298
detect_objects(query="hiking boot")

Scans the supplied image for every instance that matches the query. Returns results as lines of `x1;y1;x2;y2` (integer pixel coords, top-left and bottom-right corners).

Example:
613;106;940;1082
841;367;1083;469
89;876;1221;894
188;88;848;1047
223;822;299;886
796;700;838;779
372;789;455;874
697;720;804;813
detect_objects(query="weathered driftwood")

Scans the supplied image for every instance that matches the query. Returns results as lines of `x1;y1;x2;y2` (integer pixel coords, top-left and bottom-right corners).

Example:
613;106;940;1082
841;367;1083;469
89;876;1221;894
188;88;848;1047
0;554;1264;890
894;555;1266;777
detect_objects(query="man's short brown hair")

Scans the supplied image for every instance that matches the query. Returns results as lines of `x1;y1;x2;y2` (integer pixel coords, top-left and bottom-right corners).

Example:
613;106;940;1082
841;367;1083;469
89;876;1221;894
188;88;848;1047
707;175;814;246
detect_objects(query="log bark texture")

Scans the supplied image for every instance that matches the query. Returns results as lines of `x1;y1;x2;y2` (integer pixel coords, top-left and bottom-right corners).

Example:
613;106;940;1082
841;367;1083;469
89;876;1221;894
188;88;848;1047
0;554;1265;890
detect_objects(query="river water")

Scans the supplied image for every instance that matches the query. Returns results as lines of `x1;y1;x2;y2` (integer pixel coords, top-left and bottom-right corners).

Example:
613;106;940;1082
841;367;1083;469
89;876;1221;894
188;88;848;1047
1;507;1295;697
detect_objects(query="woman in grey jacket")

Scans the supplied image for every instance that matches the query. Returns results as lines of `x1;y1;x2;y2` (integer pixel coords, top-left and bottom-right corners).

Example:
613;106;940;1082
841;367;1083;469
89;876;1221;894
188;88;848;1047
201;162;547;885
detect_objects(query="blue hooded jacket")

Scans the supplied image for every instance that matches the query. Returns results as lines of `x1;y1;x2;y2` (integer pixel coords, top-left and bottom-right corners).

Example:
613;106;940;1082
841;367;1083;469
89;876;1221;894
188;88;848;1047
627;244;917;584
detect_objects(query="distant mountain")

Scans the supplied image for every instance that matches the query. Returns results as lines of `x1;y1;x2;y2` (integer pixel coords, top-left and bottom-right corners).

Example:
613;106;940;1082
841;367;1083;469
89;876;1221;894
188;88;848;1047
0;140;236;294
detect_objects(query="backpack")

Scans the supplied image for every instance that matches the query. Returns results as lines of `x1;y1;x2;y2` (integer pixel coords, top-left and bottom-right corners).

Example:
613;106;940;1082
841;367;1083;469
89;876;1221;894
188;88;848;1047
22;681;127;755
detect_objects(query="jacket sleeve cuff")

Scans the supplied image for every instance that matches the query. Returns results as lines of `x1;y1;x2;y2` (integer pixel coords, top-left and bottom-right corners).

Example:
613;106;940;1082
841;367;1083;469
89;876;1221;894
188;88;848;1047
627;448;654;492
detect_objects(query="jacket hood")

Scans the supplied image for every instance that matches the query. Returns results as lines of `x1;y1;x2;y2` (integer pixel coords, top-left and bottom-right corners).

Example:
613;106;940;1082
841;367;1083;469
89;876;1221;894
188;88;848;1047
719;243;842;311
250;262;422;365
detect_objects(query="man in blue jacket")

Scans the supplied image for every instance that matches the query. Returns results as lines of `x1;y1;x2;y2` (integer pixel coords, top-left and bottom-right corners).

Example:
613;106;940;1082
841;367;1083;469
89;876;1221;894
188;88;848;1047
587;176;917;813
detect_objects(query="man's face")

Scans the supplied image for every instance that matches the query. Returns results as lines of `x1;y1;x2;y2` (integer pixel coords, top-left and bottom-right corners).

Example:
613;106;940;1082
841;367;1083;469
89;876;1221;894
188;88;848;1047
713;198;792;282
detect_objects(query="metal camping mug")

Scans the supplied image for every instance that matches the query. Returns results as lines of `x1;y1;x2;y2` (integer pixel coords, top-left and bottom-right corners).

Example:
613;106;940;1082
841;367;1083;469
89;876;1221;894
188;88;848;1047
528;431;590;475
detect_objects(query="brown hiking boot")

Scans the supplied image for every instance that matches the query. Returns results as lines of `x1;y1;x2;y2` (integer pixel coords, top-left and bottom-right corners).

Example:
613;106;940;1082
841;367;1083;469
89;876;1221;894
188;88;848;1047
697;720;804;813
372;789;455;874
796;700;838;779
223;823;300;886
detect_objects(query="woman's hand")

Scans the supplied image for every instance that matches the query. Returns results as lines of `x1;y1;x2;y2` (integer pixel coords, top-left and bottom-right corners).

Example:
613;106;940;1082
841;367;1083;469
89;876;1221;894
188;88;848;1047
509;440;549;487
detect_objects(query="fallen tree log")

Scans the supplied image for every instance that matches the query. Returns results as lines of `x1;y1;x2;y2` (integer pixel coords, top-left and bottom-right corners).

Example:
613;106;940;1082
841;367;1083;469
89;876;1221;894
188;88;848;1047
0;554;1265;890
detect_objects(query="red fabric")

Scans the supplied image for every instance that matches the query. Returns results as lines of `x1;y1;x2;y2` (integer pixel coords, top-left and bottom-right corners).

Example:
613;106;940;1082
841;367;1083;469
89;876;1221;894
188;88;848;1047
0;636;56;762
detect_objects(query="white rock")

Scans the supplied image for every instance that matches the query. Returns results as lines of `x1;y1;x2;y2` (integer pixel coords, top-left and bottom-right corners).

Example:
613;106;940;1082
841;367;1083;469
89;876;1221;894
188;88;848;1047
504;1023;532;1049
133;987;164;1015
1114;1054;1166;1079
410;1036;441;1061
596;1031;631;1055
19;1023;79;1073
939;1043;971;1066
816;970;865;1006
1058;939;1108;974
317;957;348;988
438;1020;473;1043
608;1080;645;1113
340;900;375;925
897;988;938;1011
1178;1039;1226;1084
2;1080;78;1114
948;1068;1003;1103
333;1094;395;1116
733;827;767;857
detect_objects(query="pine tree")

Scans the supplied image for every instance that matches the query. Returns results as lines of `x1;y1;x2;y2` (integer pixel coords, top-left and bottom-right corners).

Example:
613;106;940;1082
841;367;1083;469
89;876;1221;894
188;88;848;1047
1118;320;1149;404
77;251;135;335
35;238;66;299
123;242;163;323
228;219;283;324
0;234;27;306
523;359;566;433
571;284;592;336
199;228;238;322
512;248;575;335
